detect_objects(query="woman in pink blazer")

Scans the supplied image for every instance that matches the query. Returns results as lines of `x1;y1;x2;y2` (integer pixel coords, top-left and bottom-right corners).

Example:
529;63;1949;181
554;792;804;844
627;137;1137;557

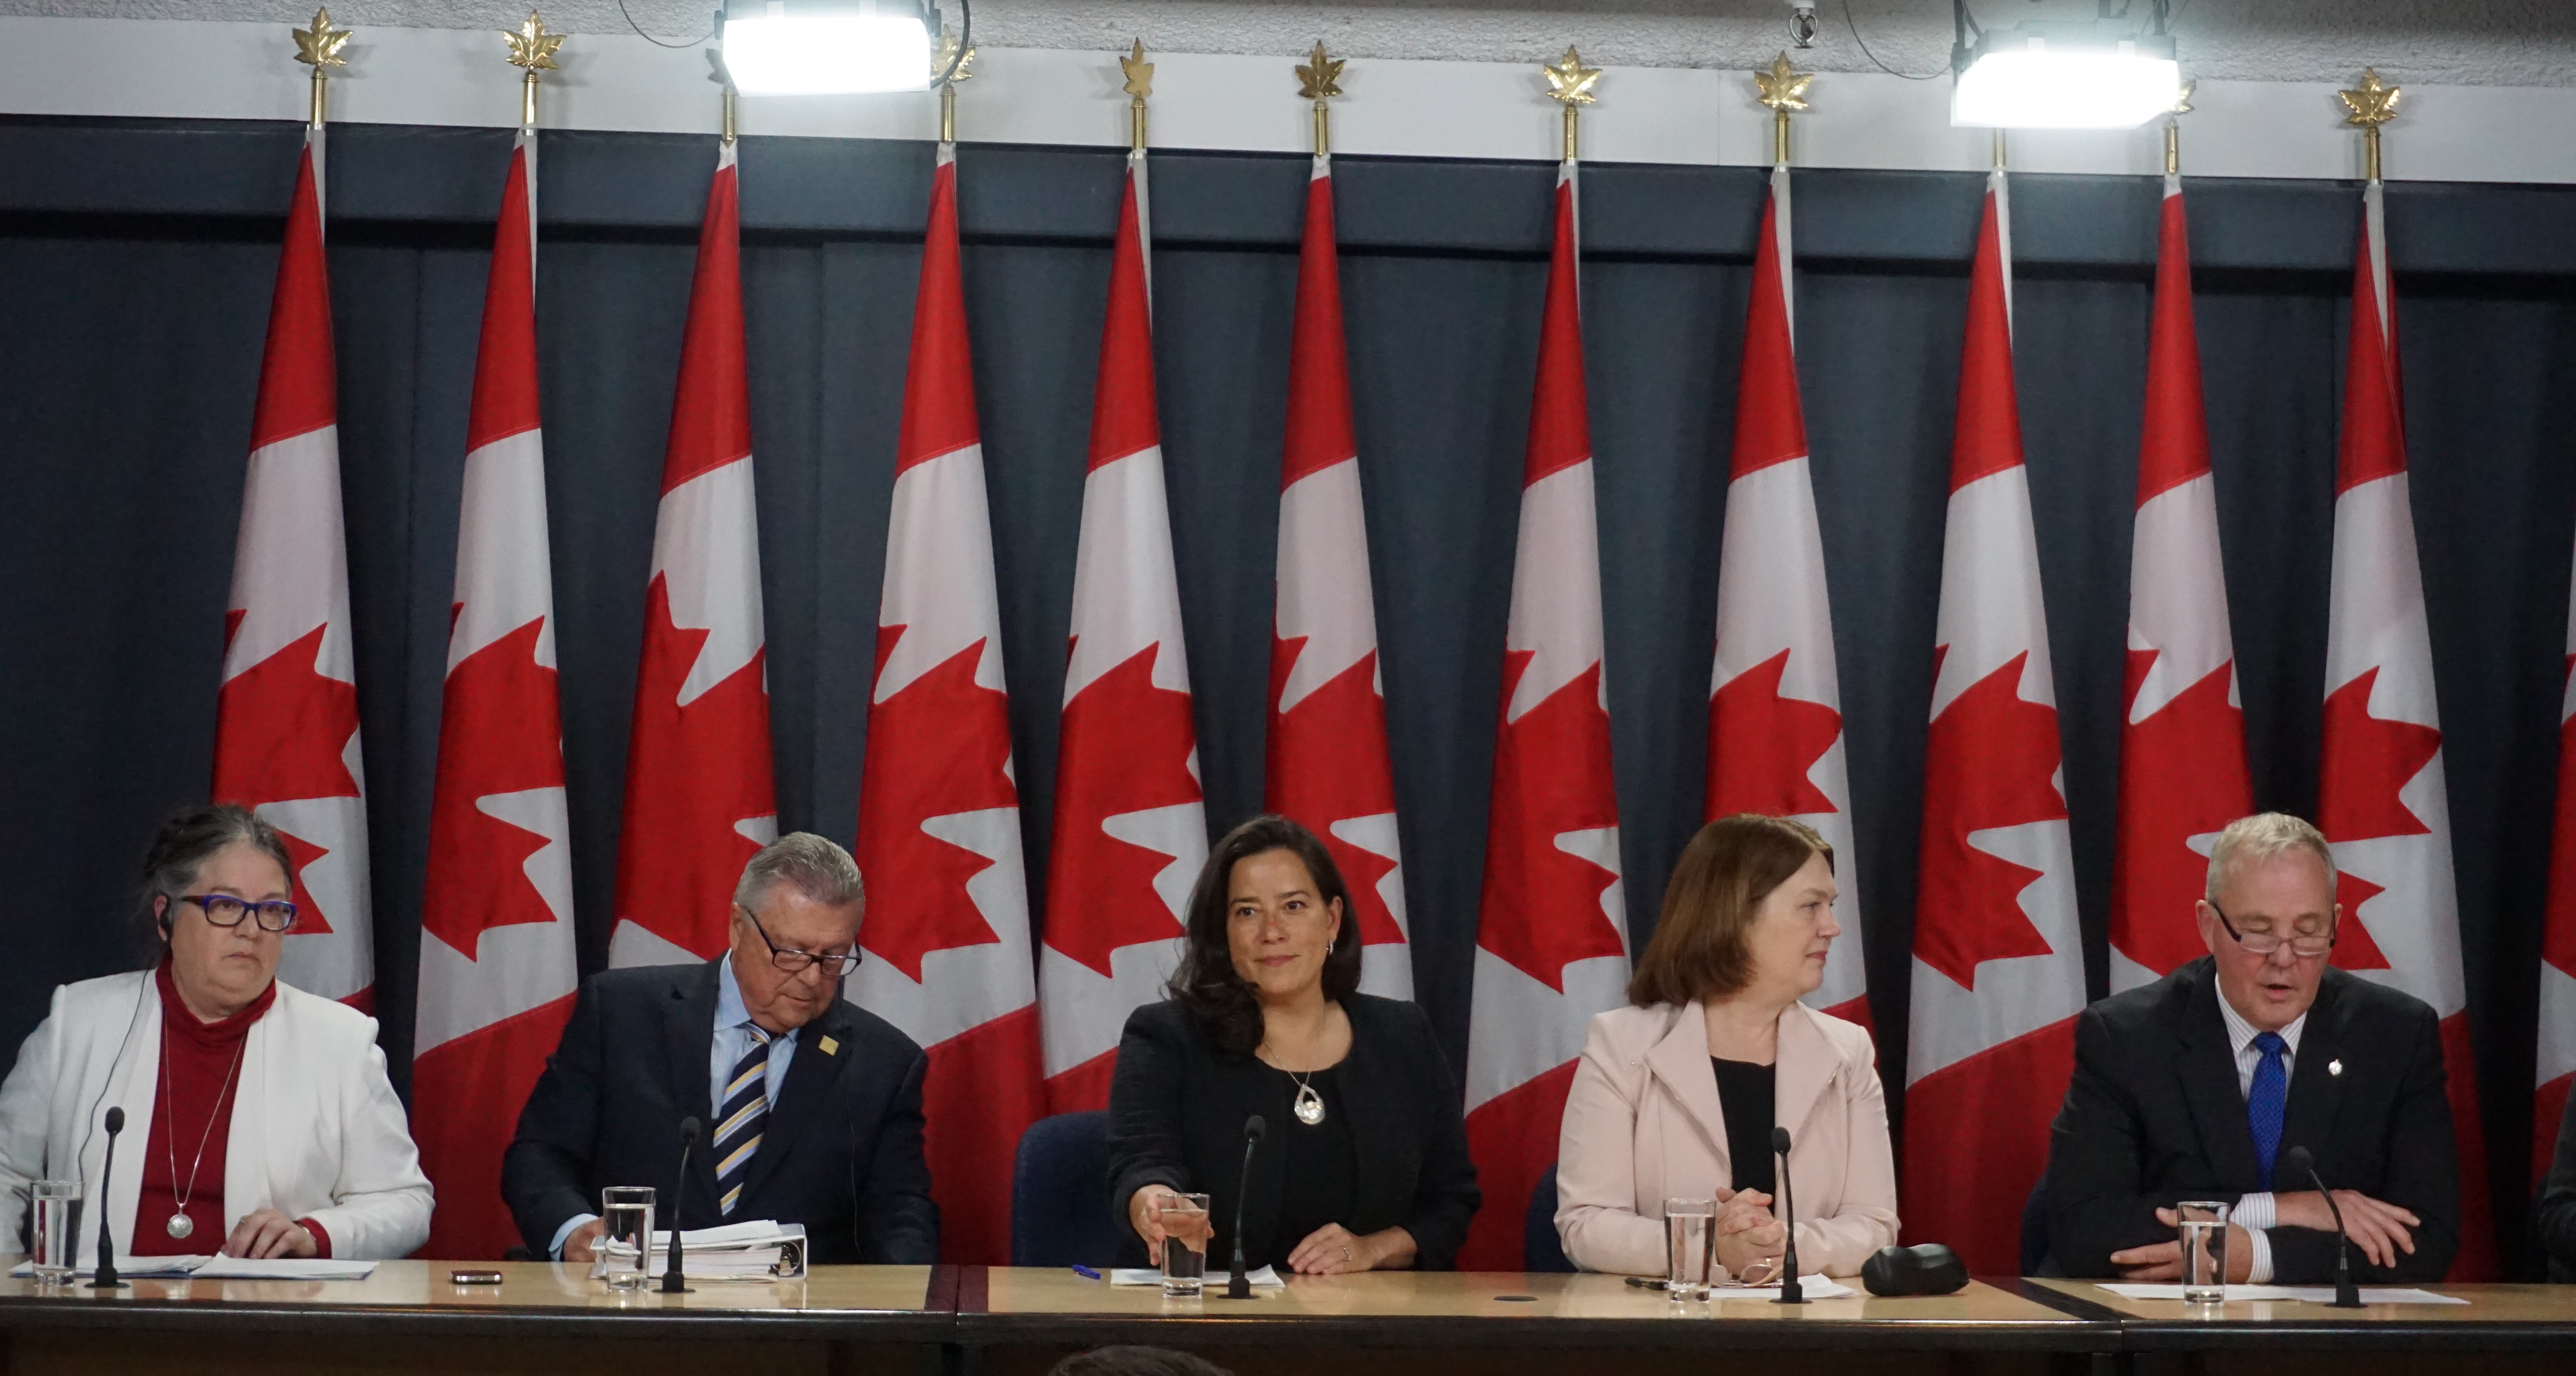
1555;815;1898;1279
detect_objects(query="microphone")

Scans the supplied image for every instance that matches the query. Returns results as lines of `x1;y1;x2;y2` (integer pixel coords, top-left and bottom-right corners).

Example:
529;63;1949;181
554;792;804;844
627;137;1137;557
1223;1114;1267;1300
1770;1125;1803;1305
2282;1146;2362;1309
89;1107;126;1291
662;1116;701;1295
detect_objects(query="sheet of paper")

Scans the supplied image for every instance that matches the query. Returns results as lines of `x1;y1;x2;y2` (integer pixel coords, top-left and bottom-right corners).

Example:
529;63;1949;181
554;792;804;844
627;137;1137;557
7;1256;207;1279
1706;1276;1856;1301
190;1257;379;1280
1110;1265;1282;1287
2098;1283;2468;1305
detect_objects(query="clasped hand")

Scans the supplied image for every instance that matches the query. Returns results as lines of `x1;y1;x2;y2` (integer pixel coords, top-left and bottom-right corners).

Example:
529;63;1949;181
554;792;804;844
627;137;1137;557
1710;1186;1789;1282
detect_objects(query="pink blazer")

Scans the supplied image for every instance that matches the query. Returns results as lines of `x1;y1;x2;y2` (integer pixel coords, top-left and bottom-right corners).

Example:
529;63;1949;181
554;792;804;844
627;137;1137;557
1555;999;1899;1278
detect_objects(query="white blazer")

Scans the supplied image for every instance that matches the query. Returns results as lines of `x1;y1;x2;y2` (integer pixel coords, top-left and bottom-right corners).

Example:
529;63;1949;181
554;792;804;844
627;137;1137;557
0;971;433;1263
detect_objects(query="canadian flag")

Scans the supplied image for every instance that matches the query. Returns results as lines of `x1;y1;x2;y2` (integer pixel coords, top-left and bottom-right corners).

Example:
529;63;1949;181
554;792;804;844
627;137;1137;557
1457;159;1628;1270
2537;551;2576;1182
2318;180;2493;1278
1900;167;2086;1276
2108;173;2252;992
609;138;778;968
412;125;580;1258
853;141;1046;1265
1038;149;1208;1111
1704;162;1865;1024
213;124;372;1006
1267;151;1412;999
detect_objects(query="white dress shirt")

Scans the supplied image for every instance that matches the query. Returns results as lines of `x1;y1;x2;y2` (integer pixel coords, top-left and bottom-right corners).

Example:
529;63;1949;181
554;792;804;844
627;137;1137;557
2214;993;2308;1284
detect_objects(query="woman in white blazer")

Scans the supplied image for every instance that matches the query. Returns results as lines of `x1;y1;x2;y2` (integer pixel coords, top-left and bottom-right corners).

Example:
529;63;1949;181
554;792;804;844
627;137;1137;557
0;804;431;1263
1556;814;1898;1279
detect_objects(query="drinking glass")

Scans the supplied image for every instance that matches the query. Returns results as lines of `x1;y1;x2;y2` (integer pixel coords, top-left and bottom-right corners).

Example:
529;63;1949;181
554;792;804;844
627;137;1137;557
599;1186;657;1291
1155;1193;1212;1298
2178;1199;2230;1304
1663;1197;1717;1300
30;1180;80;1281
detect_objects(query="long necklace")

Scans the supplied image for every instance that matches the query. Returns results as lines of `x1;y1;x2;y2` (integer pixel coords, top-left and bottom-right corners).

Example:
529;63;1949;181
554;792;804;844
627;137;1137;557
1261;1018;1334;1127
158;1019;248;1240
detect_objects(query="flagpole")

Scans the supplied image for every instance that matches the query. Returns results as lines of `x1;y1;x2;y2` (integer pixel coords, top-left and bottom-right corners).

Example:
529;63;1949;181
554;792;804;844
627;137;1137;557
1542;46;1601;164
935;26;974;145
2163;81;2195;178
1298;42;1344;157
1754;52;1812;168
291;7;351;128
2341;66;2402;184
1122;39;1152;152
505;11;563;131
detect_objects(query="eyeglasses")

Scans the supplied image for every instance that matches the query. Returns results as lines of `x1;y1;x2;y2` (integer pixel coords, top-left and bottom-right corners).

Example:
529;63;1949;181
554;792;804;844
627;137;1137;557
180;893;299;933
735;904;861;977
2208;900;2334;958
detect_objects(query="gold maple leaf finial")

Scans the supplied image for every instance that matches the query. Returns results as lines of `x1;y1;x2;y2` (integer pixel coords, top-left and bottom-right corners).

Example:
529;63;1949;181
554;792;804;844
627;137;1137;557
2171;79;2196;116
294;7;352;68
1297;42;1345;100
2339;67;2401;127
505;12;564;72
933;27;976;83
1755;51;1812;113
1543;46;1602;106
1121;40;1154;99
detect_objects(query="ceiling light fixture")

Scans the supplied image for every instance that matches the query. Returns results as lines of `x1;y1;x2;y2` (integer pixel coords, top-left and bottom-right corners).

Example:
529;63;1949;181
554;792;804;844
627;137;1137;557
721;0;941;95
1949;3;2183;130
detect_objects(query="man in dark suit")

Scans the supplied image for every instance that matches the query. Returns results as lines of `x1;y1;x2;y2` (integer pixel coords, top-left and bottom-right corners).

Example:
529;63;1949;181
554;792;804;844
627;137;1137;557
504;834;938;1264
2045;813;2456;1284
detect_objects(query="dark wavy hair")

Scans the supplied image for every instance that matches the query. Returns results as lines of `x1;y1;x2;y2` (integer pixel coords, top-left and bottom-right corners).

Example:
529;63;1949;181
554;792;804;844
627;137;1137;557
136;801;298;964
1166;815;1364;1056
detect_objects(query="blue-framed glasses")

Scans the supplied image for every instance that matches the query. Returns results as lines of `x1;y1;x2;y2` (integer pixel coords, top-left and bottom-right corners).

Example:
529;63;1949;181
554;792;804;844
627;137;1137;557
181;893;299;933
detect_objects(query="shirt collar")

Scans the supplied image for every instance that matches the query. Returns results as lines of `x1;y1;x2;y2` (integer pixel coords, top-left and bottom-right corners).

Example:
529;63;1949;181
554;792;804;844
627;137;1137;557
715;956;762;1035
2216;980;2307;1058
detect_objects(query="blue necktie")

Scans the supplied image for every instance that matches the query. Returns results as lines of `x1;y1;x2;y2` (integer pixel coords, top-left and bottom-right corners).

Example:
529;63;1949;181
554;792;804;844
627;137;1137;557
714;1026;772;1216
2247;1031;2289;1190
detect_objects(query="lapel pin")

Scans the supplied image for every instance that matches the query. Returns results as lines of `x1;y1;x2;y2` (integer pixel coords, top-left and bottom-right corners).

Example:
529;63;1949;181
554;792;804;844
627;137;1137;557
2328;1059;2342;1077
819;1036;840;1056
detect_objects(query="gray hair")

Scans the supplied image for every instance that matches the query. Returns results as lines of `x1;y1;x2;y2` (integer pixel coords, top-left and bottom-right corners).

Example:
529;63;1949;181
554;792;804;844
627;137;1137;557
734;832;865;913
2205;813;2339;905
137;802;297;959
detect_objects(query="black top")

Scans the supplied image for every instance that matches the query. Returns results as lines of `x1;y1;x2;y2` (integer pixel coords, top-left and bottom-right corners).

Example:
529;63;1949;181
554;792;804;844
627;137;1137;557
1107;994;1482;1271
2044;957;2458;1283
1271;1065;1358;1255
1711;1057;1777;1197
501;959;939;1264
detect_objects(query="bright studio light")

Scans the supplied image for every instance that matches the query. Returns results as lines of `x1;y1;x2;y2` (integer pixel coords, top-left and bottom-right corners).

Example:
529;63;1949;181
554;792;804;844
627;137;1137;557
723;4;933;95
1952;27;2181;129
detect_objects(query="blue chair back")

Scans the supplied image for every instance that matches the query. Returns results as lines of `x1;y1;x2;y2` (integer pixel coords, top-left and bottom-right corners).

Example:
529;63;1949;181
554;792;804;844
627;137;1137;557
1012;1110;1118;1267
1525;1163;1575;1272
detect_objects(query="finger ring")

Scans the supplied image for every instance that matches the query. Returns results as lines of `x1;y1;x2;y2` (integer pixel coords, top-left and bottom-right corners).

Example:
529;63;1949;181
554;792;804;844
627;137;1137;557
1340;1245;1353;1263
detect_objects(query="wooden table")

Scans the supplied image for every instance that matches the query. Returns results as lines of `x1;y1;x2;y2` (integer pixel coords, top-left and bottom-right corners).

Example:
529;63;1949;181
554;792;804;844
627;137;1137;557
2028;1278;2576;1376
0;1261;948;1376
959;1269;2114;1376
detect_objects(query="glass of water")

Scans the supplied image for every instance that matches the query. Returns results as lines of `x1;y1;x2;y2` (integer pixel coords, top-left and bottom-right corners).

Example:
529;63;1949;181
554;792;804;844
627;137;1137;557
1664;1198;1717;1300
599;1186;656;1291
2178;1199;2230;1304
30;1180;80;1282
1154;1192;1212;1297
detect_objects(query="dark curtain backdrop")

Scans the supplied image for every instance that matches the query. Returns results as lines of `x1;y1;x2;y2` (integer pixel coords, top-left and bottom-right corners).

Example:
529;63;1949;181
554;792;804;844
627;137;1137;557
6;115;2575;1271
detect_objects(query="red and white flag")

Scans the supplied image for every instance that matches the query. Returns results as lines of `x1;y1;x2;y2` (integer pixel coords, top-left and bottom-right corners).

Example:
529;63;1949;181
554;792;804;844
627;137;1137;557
609;138;777;967
1039;149;1208;1111
2318;180;2494;1277
213;124;372;1006
413;125;579;1258
1458;159;1628;1269
1901;167;2086;1275
1704;162;1865;1024
2108;173;2252;992
1267;151;1412;999
854;141;1046;1265
2537;551;2576;1181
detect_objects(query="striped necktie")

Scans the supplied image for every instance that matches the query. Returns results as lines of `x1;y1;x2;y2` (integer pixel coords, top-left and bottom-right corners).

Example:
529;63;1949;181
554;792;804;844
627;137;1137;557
714;1026;772;1216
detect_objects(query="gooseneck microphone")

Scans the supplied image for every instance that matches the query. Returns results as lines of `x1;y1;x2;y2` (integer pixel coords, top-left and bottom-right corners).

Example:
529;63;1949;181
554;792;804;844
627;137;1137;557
2281;1146;2362;1308
90;1107;126;1291
663;1116;701;1295
1224;1114;1267;1300
1770;1126;1803;1304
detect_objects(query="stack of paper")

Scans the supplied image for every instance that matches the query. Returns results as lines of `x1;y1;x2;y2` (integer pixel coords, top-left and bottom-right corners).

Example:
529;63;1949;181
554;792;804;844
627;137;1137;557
592;1220;807;1281
1109;1265;1283;1287
2097;1283;2468;1306
7;1256;377;1281
1706;1276;1856;1301
8;1256;207;1280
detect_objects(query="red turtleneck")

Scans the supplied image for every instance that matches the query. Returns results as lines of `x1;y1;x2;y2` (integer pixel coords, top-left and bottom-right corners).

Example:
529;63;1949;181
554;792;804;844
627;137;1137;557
132;963;328;1257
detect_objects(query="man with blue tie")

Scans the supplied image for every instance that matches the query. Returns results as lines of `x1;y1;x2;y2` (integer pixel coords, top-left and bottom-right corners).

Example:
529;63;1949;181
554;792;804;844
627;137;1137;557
2042;813;2458;1283
503;834;938;1264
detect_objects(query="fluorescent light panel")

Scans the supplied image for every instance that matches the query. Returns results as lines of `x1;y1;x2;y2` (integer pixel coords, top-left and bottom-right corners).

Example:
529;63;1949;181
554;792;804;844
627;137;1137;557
724;13;931;95
1952;31;2182;129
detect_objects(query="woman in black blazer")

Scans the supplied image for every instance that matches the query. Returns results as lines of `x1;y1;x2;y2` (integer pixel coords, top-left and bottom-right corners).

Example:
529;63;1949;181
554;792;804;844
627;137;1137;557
1108;815;1480;1274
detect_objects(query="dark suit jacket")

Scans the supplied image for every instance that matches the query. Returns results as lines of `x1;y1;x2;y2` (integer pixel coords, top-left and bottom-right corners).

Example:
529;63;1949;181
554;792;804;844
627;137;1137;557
2537;1089;2576;1281
502;959;938;1264
1106;994;1481;1270
2044;958;2457;1283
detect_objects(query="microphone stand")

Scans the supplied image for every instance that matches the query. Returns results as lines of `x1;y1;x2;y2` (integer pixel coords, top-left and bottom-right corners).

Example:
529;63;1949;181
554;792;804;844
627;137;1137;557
1770;1126;1803;1305
2293;1150;2363;1309
1224;1115;1267;1300
663;1116;700;1295
89;1107;126;1291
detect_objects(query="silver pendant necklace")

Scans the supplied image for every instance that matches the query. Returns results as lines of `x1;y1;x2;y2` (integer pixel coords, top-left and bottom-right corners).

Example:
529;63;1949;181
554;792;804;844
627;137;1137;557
159;1016;249;1240
1291;1072;1326;1126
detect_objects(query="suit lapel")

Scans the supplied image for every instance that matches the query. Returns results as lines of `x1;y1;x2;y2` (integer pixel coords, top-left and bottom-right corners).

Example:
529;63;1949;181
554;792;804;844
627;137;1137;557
2178;965;2264;1190
1646;1002;1731;1181
2279;972;2350;1172
664;962;724;1209
1774;1005;1835;1148
742;999;854;1200
1334;1005;1399;1224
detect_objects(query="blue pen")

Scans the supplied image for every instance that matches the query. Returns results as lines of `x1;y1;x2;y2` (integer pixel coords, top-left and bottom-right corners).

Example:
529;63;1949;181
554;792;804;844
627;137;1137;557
1071;1263;1102;1280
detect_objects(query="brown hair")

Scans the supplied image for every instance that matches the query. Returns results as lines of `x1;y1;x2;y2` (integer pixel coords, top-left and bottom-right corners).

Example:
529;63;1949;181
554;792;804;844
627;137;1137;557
1627;813;1832;1007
